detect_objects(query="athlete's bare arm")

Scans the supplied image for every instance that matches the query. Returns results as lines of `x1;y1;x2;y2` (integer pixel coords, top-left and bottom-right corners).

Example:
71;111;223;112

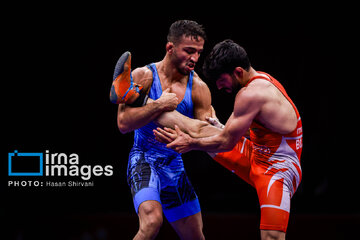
166;86;263;153
154;103;222;138
191;73;213;121
117;67;179;133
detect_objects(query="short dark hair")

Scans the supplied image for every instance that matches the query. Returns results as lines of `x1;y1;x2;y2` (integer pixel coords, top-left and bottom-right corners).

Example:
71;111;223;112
167;20;206;44
203;39;251;81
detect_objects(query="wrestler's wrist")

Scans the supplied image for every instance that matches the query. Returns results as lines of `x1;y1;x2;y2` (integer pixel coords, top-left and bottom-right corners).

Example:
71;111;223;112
149;100;167;114
152;99;165;111
189;137;199;150
154;98;174;112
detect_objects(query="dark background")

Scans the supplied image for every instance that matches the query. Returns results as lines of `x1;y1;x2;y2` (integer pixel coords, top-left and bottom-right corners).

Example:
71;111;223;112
3;4;358;239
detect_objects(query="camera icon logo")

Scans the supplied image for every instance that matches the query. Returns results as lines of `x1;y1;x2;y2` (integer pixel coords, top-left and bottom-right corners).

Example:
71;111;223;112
8;150;43;176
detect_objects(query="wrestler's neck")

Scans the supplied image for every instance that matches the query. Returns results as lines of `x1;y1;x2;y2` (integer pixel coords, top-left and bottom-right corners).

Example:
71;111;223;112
157;55;185;83
239;67;257;87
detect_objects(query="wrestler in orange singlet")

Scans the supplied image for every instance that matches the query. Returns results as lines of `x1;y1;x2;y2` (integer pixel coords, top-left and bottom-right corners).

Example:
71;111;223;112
154;39;303;240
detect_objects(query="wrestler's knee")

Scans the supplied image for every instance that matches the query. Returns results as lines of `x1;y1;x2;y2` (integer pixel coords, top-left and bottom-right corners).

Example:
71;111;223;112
138;201;163;237
260;229;285;240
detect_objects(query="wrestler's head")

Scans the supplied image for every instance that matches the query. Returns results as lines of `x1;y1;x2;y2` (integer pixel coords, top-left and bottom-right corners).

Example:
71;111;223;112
203;39;251;93
166;20;206;75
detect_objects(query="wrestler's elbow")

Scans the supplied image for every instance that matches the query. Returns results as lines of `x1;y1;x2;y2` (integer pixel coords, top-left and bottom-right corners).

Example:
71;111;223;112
117;122;129;134
218;135;236;152
117;117;132;134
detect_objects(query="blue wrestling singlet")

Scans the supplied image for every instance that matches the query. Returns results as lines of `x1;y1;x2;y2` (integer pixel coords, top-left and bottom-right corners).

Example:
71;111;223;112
127;63;201;222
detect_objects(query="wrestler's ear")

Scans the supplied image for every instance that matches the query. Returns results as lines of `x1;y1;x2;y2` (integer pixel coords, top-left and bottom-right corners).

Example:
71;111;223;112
166;42;174;54
233;67;244;79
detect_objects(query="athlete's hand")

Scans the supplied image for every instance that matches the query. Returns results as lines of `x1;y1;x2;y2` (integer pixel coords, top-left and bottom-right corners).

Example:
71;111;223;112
206;116;225;129
205;105;224;129
153;127;177;144
156;88;178;112
166;125;194;153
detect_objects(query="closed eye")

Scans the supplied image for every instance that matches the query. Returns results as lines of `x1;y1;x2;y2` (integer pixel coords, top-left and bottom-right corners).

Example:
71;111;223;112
184;48;196;54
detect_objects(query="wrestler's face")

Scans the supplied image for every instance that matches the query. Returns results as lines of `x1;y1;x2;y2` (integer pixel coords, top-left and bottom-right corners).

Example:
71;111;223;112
169;35;204;75
216;73;240;93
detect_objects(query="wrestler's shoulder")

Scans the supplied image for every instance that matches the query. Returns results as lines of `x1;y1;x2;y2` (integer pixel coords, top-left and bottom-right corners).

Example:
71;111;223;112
132;66;153;88
245;78;278;100
132;66;152;79
191;71;211;102
192;71;210;90
237;81;269;105
247;77;273;90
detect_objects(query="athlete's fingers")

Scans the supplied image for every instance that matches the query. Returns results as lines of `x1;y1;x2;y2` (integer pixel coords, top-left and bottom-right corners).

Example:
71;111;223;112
174;146;187;154
153;128;173;143
206;116;225;129
156;127;177;139
174;125;182;134
163;127;177;135
157;127;177;137
178;147;186;154
155;134;169;144
153;130;167;143
166;139;177;149
206;116;217;125
210;105;217;118
166;126;192;153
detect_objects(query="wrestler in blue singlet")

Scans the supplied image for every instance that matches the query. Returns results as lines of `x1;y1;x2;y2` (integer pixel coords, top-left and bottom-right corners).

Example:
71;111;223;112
127;63;201;222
